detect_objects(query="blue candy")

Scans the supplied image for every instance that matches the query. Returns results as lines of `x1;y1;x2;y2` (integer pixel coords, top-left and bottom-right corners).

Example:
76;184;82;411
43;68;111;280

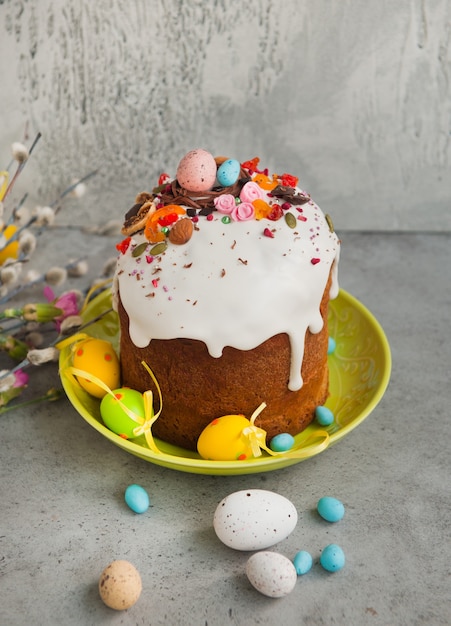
270;433;295;452
327;336;336;354
320;544;345;572
317;496;345;522
124;484;150;514
217;159;240;187
293;550;313;575
315;405;335;426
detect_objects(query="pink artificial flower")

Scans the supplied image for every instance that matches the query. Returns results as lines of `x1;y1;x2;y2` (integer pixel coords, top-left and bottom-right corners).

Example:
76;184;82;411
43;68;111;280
13;369;29;388
214;194;236;215
239;181;265;204
43;286;80;331
231;202;255;222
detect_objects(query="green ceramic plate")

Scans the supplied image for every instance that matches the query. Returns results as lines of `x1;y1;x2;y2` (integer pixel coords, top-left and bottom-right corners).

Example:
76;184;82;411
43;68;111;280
59;289;391;475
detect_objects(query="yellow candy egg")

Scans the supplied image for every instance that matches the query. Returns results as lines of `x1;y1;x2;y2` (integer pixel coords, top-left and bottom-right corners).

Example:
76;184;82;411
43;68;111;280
72;338;120;398
197;414;254;461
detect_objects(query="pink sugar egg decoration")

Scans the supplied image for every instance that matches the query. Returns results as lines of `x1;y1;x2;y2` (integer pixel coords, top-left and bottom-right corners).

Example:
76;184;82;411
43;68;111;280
176;149;217;192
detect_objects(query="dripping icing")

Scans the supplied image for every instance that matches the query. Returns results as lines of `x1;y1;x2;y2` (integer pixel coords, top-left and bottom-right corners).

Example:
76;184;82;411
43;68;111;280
115;196;340;392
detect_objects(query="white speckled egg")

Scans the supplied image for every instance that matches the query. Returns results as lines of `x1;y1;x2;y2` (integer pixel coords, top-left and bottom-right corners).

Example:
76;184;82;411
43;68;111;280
246;551;297;598
213;489;298;551
176;149;217;192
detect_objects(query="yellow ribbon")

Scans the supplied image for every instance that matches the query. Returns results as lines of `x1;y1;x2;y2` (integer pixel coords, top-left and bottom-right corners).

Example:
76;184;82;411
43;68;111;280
241;401;330;459
66;361;162;454
56;332;90;352
79;279;113;315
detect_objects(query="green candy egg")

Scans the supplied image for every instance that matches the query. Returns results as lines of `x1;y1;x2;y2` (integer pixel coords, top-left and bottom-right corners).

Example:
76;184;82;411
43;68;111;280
100;388;145;439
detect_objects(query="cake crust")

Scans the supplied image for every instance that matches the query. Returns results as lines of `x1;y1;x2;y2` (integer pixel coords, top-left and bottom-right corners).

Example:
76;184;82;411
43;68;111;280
118;274;331;451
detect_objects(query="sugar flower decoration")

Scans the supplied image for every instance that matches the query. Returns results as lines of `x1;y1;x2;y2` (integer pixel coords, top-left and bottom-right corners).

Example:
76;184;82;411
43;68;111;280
214;194;236;214
239;181;265;203
231;202;255;222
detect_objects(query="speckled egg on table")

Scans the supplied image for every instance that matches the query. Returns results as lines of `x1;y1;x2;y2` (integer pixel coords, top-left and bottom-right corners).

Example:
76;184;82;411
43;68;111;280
98;560;142;610
176;149;217;192
124;484;150;514
320;544;346;572
317;496;345;522
213;489;298;551
293;550;313;575
246;551;297;598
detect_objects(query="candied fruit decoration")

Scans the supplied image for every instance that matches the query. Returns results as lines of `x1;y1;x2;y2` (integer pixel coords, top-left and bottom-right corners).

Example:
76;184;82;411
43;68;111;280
116;237;132;254
158;172;170;185
280;173;299;187
144;224;165;244
253;173;278;191
241;157;260;174
158;212;179;227
267;204;284;221
252;198;273;220
144;204;186;243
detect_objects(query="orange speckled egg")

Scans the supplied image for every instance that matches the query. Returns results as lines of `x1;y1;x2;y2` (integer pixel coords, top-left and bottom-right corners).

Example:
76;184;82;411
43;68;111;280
197;414;254;461
99;560;142;610
72;338;120;398
176;149;217;192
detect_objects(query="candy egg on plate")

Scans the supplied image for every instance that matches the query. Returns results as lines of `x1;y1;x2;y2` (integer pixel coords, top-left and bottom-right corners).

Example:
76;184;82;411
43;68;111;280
269;432;295;452
72;338;120;398
315;405;335;426
197;414;254;461
100;388;145;438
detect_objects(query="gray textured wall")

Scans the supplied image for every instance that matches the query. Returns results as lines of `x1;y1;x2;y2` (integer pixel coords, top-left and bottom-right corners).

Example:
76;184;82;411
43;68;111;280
1;0;450;231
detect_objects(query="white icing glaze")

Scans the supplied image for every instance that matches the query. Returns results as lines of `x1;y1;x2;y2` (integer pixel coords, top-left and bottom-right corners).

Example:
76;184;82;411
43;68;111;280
114;185;340;392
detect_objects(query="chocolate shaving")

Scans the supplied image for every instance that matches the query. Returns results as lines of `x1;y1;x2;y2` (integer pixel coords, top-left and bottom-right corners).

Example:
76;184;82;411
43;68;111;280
198;207;214;216
125;202;143;221
271;185;310;205
158;176;251;212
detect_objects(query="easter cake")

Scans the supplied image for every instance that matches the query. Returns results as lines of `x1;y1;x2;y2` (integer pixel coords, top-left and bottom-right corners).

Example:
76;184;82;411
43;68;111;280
112;150;340;452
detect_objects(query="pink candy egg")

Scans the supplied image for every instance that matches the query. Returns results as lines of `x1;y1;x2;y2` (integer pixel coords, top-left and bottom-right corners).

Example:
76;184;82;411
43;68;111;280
176;149;217;192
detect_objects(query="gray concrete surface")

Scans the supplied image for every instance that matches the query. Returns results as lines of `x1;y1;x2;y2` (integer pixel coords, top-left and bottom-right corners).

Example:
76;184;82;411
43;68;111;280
1;232;450;625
